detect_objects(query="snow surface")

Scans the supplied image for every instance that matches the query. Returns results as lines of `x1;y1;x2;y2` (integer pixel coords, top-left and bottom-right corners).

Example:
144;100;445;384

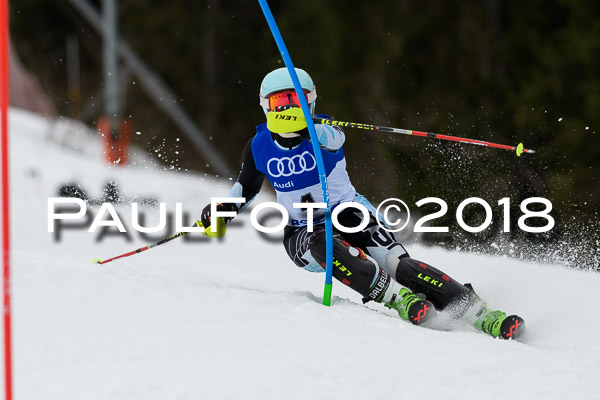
3;108;600;400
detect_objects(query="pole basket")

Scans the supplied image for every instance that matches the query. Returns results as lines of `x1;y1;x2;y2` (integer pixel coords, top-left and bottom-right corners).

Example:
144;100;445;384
98;117;131;165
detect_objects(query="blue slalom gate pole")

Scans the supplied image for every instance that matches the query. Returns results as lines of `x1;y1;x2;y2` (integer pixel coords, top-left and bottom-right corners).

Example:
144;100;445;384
257;0;334;306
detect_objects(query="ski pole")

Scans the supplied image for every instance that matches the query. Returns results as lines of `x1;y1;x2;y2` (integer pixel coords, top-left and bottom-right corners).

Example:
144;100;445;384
94;231;187;265
311;117;535;156
258;0;335;307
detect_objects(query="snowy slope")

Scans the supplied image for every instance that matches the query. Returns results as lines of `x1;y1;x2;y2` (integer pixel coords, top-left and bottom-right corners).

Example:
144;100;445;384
3;109;600;400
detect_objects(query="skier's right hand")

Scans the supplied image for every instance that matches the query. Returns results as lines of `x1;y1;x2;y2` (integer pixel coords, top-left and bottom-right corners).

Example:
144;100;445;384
199;202;238;238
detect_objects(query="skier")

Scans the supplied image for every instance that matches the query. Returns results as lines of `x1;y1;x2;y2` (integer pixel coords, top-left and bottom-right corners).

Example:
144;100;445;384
200;67;524;339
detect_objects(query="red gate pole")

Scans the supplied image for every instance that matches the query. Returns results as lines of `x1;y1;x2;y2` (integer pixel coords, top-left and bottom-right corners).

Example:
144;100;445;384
0;0;12;398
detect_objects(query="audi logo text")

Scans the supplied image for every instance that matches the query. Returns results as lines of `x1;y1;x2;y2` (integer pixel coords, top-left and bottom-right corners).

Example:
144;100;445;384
267;151;317;177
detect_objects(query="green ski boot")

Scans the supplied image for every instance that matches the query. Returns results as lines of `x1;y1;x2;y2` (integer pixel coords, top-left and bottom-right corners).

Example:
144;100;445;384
385;288;435;325
474;307;525;339
458;284;525;340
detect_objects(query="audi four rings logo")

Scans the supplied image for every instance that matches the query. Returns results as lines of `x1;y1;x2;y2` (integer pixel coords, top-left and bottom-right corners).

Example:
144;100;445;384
267;151;317;177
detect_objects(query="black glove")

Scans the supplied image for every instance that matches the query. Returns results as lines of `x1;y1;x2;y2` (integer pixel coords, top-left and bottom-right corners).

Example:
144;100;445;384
200;202;238;228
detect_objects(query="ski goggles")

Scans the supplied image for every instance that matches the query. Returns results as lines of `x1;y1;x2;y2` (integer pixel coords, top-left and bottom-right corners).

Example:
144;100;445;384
260;89;317;111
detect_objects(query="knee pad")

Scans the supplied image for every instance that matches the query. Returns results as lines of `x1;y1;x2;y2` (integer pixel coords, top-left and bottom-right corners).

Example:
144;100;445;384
309;230;390;301
394;257;470;310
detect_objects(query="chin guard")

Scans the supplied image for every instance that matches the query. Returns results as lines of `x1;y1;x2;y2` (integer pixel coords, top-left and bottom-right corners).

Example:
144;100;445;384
267;106;308;134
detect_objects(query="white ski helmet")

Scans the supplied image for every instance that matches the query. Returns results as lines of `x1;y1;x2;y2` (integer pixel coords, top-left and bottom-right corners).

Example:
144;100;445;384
259;67;317;116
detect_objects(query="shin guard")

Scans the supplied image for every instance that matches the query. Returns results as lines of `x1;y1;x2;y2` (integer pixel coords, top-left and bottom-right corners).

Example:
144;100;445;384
309;231;391;302
393;257;471;311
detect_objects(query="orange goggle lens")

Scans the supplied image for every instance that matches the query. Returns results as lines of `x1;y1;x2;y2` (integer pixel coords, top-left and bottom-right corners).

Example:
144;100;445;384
268;90;308;111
